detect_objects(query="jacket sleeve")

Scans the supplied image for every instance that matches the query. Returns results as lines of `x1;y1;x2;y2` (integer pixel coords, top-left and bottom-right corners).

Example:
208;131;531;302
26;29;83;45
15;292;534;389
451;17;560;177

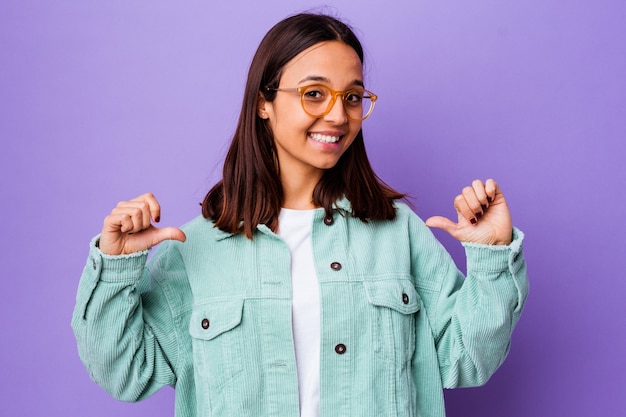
71;237;190;401
409;215;529;388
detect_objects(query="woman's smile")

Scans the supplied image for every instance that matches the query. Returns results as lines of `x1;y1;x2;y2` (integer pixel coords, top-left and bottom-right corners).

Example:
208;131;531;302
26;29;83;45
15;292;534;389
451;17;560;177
308;132;343;144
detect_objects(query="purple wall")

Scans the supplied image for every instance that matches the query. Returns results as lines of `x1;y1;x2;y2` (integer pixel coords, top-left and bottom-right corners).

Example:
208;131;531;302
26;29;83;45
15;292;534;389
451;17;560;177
1;1;624;416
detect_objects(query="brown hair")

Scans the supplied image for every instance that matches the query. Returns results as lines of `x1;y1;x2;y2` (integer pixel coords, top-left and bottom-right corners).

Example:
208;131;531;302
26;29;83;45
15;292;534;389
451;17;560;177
202;13;405;238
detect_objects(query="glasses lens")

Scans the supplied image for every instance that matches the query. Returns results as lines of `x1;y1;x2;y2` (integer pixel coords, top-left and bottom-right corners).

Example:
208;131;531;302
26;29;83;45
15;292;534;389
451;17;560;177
300;85;373;120
301;85;331;117
344;88;371;120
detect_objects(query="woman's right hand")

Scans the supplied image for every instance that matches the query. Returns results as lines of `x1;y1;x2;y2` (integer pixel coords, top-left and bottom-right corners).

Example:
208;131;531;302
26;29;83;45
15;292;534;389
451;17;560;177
99;193;187;255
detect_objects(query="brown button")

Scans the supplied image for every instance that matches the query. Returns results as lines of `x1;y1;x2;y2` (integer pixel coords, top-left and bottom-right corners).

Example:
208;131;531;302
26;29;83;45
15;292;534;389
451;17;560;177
323;215;334;225
402;293;409;304
335;344;347;354
330;262;342;271
201;318;210;329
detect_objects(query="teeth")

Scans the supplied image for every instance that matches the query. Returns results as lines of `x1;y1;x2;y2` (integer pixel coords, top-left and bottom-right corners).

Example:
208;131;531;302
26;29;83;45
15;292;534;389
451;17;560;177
310;133;341;143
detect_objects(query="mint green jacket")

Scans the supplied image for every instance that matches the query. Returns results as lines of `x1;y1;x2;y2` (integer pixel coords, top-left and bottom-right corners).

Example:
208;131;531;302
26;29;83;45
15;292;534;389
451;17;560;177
72;201;528;417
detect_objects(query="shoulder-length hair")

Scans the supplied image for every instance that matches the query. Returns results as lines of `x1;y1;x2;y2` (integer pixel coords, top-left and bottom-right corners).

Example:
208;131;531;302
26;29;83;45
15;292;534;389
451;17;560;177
202;13;405;239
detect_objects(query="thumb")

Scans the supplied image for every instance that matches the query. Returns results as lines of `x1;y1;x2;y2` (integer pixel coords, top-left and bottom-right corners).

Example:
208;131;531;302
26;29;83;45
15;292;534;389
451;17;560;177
131;226;187;253
425;215;457;234
150;226;187;246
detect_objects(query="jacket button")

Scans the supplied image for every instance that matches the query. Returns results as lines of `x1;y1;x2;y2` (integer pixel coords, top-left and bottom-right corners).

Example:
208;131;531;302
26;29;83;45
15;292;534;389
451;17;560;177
402;293;409;304
330;262;342;271
335;344;347;354
323;215;334;225
201;318;210;329
92;258;97;270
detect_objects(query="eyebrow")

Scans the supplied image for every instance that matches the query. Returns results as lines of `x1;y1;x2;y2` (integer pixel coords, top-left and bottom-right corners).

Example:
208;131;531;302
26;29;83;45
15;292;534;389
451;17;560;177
298;75;364;87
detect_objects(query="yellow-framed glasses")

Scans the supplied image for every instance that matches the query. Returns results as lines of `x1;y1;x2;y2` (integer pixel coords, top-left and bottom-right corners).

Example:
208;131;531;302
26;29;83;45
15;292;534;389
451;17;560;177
269;84;378;121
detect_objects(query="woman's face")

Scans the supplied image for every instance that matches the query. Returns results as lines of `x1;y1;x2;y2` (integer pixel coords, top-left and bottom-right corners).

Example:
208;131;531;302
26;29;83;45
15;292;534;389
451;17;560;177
260;41;364;180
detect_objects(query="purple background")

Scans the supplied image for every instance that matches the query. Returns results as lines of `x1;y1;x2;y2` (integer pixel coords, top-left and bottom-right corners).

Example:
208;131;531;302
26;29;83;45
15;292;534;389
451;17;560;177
1;1;624;416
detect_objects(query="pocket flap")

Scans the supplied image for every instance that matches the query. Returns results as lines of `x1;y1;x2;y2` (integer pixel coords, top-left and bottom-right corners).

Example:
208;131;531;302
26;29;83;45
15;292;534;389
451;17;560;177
364;279;421;314
189;298;244;340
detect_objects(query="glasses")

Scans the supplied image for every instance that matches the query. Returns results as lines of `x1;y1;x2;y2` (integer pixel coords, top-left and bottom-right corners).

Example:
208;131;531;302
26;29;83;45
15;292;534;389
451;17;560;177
269;84;378;121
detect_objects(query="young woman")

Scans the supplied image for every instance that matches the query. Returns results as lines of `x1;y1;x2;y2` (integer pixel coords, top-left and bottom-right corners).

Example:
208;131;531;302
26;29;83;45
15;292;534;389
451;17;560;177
72;13;528;417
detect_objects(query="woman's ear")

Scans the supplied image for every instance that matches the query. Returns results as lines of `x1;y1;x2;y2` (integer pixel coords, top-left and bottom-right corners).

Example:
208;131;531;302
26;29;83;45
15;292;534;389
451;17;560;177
257;92;270;119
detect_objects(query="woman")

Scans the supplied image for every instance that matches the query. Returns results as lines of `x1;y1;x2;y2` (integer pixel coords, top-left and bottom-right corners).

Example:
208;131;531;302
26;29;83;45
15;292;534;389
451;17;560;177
72;13;528;417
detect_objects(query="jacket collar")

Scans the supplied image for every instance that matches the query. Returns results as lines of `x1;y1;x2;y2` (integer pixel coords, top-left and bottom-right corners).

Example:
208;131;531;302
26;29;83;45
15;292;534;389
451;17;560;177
214;223;277;241
214;227;233;241
214;197;353;241
333;196;352;212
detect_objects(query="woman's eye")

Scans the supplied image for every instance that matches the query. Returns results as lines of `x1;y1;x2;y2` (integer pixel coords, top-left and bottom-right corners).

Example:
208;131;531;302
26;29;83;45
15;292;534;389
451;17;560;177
303;89;325;100
345;92;363;104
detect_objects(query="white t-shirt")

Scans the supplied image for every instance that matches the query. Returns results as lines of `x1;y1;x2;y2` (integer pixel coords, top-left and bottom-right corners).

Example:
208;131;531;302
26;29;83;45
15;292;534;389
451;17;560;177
277;208;320;417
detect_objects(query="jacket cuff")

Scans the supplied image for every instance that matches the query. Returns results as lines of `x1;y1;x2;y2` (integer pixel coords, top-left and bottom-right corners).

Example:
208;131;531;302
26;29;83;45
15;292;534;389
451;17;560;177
461;227;525;275
88;235;150;283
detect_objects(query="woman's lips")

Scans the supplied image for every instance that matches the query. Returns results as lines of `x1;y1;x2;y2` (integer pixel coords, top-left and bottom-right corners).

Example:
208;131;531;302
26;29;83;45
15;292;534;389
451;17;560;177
308;132;343;144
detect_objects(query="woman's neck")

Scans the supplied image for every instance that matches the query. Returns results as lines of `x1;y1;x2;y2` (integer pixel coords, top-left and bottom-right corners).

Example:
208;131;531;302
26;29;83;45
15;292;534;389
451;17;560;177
280;167;323;210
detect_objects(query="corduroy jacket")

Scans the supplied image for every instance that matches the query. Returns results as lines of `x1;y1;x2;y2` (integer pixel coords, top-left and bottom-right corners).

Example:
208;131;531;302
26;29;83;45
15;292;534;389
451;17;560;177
72;200;528;417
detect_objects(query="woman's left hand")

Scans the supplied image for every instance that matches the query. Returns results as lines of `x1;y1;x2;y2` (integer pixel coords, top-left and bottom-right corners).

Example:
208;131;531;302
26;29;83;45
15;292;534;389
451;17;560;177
425;179;513;245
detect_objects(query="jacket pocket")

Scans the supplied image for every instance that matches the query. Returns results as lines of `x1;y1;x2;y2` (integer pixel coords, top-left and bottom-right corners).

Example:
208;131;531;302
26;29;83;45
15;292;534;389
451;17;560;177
189;298;245;391
364;279;422;365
